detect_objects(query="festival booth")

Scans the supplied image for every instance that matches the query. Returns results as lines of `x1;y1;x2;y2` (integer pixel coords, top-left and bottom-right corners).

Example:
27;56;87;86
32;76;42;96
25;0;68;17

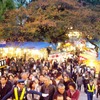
48;39;99;73
74;43;100;73
48;51;73;63
0;42;51;60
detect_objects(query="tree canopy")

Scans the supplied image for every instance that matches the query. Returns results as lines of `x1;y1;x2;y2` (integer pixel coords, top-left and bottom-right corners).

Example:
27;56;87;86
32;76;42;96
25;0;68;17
78;0;100;5
0;0;100;46
0;0;15;20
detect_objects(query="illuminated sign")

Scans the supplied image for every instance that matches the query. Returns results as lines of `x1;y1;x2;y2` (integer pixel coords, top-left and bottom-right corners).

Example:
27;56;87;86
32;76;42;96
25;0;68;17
0;60;6;67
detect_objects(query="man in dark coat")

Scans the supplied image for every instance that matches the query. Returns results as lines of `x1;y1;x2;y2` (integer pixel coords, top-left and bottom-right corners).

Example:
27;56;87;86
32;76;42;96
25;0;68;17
2;79;49;100
40;76;55;100
0;76;12;99
53;83;67;100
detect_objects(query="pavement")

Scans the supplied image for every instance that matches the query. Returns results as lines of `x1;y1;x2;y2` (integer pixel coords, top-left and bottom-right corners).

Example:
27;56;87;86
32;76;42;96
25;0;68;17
79;90;99;100
79;85;100;100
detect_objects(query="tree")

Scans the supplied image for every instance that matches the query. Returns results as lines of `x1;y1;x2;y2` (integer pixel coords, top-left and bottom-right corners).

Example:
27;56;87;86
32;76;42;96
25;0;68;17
0;0;15;21
77;0;100;5
0;0;100;47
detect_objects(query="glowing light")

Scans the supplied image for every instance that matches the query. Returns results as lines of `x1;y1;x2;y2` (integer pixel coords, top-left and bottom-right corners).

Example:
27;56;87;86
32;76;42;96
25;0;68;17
57;42;61;48
32;49;40;55
85;60;97;68
3;48;8;53
16;48;21;54
9;47;14;51
24;49;27;53
88;61;95;66
68;31;80;38
68;27;73;29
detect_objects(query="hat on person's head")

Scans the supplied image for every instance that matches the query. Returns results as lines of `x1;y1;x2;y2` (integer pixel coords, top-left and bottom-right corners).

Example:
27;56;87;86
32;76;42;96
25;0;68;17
17;79;25;84
89;79;94;83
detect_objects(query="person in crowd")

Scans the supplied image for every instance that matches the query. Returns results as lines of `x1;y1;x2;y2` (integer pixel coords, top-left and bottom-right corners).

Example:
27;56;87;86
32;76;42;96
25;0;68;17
76;74;83;91
53;83;67;100
34;78;41;99
8;74;15;85
6;56;11;66
13;74;20;86
52;60;58;69
53;71;63;86
83;75;89;93
27;79;41;100
71;72;77;83
39;74;44;86
61;62;67;71
42;66;49;75
0;76;12;99
3;55;99;100
66;82;80;100
96;72;100;98
40;76;55;100
63;74;73;91
2;79;49;100
28;73;34;81
21;72;30;87
86;80;96;100
91;68;95;78
9;59;17;74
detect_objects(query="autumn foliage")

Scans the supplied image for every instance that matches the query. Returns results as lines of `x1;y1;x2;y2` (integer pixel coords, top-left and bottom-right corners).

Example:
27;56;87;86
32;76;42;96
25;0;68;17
0;0;100;43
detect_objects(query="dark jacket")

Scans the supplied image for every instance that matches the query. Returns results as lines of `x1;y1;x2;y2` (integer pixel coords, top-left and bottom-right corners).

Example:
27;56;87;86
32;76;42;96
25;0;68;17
97;79;100;89
40;84;55;100
53;90;67;100
2;87;42;100
64;79;73;91
0;81;12;99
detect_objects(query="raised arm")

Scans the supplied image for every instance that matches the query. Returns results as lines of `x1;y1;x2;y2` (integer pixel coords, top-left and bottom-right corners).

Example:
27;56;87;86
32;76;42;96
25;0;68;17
27;90;42;96
27;90;49;97
2;89;13;100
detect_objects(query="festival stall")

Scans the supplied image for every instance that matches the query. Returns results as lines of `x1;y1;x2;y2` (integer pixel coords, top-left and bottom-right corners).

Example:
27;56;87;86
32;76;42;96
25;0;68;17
0;42;50;60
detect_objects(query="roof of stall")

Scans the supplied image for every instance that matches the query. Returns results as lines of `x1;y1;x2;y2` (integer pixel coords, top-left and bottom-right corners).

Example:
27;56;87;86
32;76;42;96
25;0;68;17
0;42;52;49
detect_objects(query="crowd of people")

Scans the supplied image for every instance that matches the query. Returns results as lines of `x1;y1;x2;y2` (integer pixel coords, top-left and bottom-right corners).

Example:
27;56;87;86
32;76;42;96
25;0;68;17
0;56;100;100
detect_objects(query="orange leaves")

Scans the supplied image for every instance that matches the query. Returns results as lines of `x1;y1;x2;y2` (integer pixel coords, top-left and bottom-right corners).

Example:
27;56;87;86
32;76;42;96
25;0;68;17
40;20;56;27
0;0;99;42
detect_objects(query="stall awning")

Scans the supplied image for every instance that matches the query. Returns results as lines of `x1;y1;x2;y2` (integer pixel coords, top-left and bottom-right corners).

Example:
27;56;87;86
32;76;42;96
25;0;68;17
0;42;51;49
20;42;51;49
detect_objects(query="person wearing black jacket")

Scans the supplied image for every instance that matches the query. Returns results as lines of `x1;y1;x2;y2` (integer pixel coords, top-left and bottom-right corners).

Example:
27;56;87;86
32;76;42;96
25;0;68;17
40;76;55;100
53;83;67;100
0;76;12;99
2;79;48;100
63;74;73;91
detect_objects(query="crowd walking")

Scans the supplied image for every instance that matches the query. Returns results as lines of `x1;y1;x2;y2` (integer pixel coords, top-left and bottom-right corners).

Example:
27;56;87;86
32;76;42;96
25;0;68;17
0;56;100;100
